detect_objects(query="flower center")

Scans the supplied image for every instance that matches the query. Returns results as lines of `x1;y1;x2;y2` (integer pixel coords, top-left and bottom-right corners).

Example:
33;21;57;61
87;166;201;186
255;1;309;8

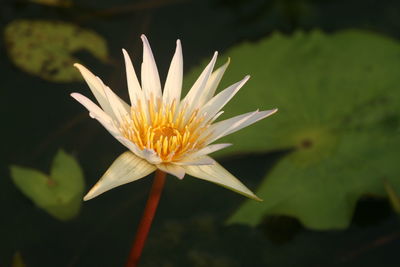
120;98;211;162
153;126;177;141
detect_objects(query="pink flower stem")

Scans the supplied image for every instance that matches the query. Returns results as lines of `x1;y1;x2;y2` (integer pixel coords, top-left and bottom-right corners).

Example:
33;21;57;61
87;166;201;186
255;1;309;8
125;170;167;267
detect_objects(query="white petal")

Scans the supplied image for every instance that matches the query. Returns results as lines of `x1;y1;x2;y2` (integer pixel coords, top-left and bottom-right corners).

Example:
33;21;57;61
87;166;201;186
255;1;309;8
74;63;115;117
182;52;218;110
207;110;257;141
187;143;232;159
74;64;129;120
175;156;215;166
183;159;262;201
163;39;183;105
142;149;163;165
118;138;159;165
70;93;110;123
84;152;156;201
222;109;278;137
71;93;144;158
199;58;230;107
209;111;224;124
200;75;250;121
141;35;162;101
72;93;159;169
157;163;185;179
122;49;144;106
95;77;129;125
114;135;147;159
70;93;119;136
207;109;278;144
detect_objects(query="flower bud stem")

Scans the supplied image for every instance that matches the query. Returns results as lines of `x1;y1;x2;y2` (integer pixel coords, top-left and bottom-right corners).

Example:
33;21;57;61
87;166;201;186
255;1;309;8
125;170;167;267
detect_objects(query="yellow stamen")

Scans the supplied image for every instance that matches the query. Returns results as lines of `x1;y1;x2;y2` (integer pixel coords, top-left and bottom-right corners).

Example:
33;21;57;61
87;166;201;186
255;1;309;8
119;98;210;162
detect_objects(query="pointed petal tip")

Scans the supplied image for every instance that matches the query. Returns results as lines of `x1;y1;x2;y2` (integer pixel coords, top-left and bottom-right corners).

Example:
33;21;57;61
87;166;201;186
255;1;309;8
141;34;148;42
70;92;85;102
255;108;278;118
254;195;263;202
83;194;91;201
73;63;89;73
122;48;131;63
221;57;231;68
236;75;250;87
184;162;262;201
140;34;150;48
83;190;100;201
73;63;95;78
264;108;278;116
122;49;130;62
211;51;218;60
83;187;98;201
70;93;85;103
122;48;132;60
73;63;86;74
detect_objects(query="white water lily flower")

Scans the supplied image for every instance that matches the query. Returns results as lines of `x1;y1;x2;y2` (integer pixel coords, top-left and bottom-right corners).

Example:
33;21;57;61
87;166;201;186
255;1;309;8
71;35;277;201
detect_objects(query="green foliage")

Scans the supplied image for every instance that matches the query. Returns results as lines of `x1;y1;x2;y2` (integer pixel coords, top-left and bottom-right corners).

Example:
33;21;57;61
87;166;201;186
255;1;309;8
384;179;400;214
10;149;85;221
185;30;400;229
4;20;108;82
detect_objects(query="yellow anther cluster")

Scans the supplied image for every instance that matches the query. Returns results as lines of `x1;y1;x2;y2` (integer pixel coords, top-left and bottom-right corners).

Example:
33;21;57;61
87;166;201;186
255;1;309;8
120;98;210;162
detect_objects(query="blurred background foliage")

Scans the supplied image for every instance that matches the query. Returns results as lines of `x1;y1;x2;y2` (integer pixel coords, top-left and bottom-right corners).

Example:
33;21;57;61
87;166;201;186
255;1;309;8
4;20;108;82
1;0;400;266
10;149;84;221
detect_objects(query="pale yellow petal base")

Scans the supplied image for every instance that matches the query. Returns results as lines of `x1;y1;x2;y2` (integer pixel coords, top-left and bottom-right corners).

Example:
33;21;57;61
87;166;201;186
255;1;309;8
84;152;156;201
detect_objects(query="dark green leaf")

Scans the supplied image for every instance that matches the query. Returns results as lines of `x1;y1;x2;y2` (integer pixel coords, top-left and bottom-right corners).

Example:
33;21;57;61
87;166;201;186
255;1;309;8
186;30;400;229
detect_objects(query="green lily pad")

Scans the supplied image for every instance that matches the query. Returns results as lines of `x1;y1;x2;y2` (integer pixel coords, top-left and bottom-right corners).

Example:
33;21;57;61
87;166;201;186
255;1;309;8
4;20;108;82
185;30;400;229
10;149;85;221
383;179;400;214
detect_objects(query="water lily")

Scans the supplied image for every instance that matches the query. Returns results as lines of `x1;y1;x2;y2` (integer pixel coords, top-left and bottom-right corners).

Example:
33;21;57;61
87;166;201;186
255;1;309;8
71;35;277;201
